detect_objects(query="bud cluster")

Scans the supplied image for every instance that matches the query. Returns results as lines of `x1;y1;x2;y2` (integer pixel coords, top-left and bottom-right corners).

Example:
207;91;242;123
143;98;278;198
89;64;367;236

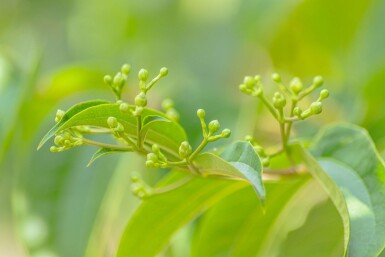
50;130;83;152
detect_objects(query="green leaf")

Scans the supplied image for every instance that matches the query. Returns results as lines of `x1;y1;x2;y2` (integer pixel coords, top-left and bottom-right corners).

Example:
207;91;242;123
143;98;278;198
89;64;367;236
191;174;342;257
37;100;110;149
308;124;385;257
86;148;131;167
194;141;265;202
38;103;187;158
294;145;350;257
116;172;247;257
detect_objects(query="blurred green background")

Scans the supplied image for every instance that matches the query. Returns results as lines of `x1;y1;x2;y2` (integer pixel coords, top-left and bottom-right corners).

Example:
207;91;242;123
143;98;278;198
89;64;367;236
1;0;385;256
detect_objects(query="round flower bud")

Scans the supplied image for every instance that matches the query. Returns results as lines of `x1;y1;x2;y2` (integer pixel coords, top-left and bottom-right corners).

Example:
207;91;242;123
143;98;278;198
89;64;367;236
272;92;286;108
113;72;125;88
55;109;65;123
254;75;261;82
166;109;180;122
221;128;231;138
310;102;323;114
159;67;168;77
320;89;329;100
262;158;270;167
145;160;154;168
271;73;281;83
208;120;220;134
179;141;192;159
54;136;64;146
290;77;303;94
239;84;248;93
147;153;158;162
134;106;143;116
121;64;131;75
243;76;255;89
104;75;113;85
244;135;253;142
293;107;302;116
152;144;160;153
135;92;147;107
50;146;59;152
119;103;130;113
197;109;206;119
161;98;174;111
107;117;118;128
313;76;323;87
138;69;149;81
131;175;140;182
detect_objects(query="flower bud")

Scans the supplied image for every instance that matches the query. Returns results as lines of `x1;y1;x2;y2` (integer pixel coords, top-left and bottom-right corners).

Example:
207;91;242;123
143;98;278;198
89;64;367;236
262;158;270;167
272;92;286;108
243;76;255;89
161;98;174;111
119;103;130;113
197;109;206;119
310;102;323;114
313;76;323;87
121;64;131;75
319;89;329;100
239;84;248;93
293;107;302;117
138;69;149;81
55;109;65;123
271;73;281;83
145;160;154;168
107;117;118;128
147;153;158;162
152;144;160;153
208;120;220;134
113;72;125;88
179;141;192;159
50;146;59;152
135;92;147;107
290;77;303;94
254;75;261;82
104;75;113;85
54;135;64;146
166;109;180;122
159;67;168;77
221;128;231;138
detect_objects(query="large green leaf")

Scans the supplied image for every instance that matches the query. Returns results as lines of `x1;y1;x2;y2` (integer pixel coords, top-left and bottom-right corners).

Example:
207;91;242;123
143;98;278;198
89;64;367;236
191;174;342;257
38;102;187;158
194;141;265;202
115;172;248;257
306;124;385;257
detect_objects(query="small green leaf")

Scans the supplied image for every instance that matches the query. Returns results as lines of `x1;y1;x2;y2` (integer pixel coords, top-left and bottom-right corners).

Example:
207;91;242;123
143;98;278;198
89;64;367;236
194;141;265;202
38;100;109;150
300;124;385;257
87;148;132;167
116;172;247;257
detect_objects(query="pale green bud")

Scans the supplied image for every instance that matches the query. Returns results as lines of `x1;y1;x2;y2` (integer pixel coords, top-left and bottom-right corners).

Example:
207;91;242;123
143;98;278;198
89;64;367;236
290;77;303;94
54;136;64;146
197;109;206;119
161;98;174;111
152;144;160;153
147;153;158;162
208;120;220;134
119;103;130;113
179;141;192;159
313;76;323;87
50;146;59;152
107;117;118;128
271;73;281;83
138;69;149;81
135;92;147;107
273;92;286;108
134;106;143;116
293;107;302;117
262;158;270;167
320;89;329;100
121;64;131;75
243;76;255;89
145;160;155;168
104;75;113;85
159;67;168;77
254;75;261;82
55;109;65;123
221;128;231;138
113;72;125;88
310;102;323;114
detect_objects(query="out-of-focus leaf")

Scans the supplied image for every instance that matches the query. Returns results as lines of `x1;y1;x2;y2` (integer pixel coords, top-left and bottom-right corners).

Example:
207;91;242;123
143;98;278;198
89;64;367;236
306;124;385;257
38;103;187;158
116;172;248;257
194;141;264;202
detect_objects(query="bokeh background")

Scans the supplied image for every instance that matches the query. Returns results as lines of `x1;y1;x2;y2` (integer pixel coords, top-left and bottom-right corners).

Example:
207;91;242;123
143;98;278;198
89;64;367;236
1;0;385;256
